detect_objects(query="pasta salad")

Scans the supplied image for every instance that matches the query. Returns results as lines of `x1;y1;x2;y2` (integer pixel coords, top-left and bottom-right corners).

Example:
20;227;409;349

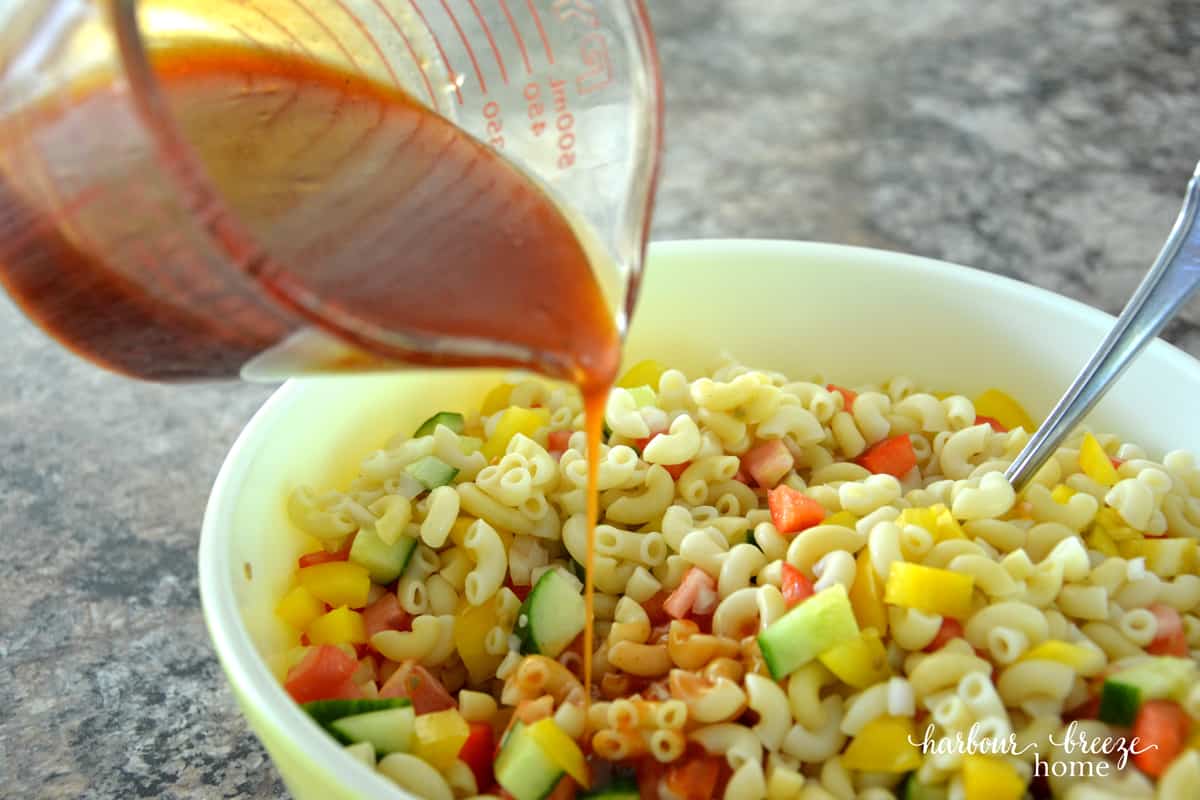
272;360;1200;800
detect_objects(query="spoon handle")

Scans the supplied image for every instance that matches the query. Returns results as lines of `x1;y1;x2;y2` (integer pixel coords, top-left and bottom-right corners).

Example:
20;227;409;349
1006;161;1200;491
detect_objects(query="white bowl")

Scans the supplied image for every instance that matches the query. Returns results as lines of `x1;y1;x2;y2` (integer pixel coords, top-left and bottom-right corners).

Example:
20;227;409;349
199;239;1200;799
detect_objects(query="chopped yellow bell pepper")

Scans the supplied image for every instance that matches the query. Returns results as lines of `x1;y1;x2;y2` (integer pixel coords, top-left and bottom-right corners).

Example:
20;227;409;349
818;628;891;688
897;504;964;541
483;406;551;460
1051;484;1077;504
885;562;975;619
1118;538;1197;577
480;382;514;416
413;708;470;770
825;511;859;529
898;507;937;533
626;385;657;408
850;547;888;635
617;359;666;390
525;718;590;787
933;506;967;540
276;585;326;631
307;607;367;645
1085;527;1120;558
840;716;922;772
455;596;505;685
962;755;1026;800
974;389;1036;433
1019;640;1105;676
1092;508;1142;541
1079;433;1120;487
298;561;371;608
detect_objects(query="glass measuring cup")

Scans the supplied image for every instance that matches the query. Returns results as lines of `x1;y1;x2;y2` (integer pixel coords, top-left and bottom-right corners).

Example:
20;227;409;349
0;0;662;384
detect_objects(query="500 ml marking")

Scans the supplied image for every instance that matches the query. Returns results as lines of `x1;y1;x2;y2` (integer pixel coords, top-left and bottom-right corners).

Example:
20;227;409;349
524;79;575;170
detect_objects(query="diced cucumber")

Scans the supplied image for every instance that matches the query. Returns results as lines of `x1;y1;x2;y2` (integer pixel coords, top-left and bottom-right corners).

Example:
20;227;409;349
344;741;376;767
757;584;860;680
328;705;416;755
1099;656;1196;726
580;776;639;800
516;569;586;658
349;528;418;584
495;722;565;800
903;773;948;800
414;411;465;438
459;435;483;454
302;697;412;730
406;455;459;489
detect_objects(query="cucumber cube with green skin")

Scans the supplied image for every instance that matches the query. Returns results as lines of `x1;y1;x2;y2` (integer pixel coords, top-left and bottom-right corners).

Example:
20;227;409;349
515;570;586;658
405;455;459;489
413;411;465;437
757;583;860;680
1098;656;1196;726
494;722;564;800
328;705;416;755
349;528;418;584
302;698;412;731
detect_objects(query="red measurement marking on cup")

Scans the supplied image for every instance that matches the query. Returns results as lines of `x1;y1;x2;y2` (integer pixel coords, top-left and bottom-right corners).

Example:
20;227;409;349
497;0;533;74
483;100;505;149
372;0;440;111
409;0;463;104
466;0;508;84
525;0;555;64
553;0;600;29
333;0;404;88
437;0;488;93
287;0;364;73
576;30;613;94
549;78;575;169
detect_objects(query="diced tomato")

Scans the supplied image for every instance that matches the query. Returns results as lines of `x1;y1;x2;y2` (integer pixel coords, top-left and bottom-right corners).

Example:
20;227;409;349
974;415;1007;433
505;576;533;603
663;567;717;620
1111;456;1125;469
1133;700;1190;777
733;467;754;486
283;645;359;703
781;563;815;608
641;591;674;627
741;439;795;489
458;722;495;791
378;660;456;714
297;535;355;568
664;461;690;480
924;618;964;652
827;384;858;409
1147;604;1189;657
856;435;917;478
664;753;722;800
362;592;411;639
767;485;826;535
547;430;572;455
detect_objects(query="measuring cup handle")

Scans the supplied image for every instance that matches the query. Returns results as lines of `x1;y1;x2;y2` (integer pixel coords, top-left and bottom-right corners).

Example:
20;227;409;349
1005;160;1200;490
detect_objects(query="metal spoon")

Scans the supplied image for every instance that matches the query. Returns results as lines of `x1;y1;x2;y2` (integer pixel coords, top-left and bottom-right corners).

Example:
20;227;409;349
1006;160;1200;490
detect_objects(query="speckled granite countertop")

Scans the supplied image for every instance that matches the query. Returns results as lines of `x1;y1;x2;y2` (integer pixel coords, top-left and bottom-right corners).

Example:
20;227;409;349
2;1;1198;797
